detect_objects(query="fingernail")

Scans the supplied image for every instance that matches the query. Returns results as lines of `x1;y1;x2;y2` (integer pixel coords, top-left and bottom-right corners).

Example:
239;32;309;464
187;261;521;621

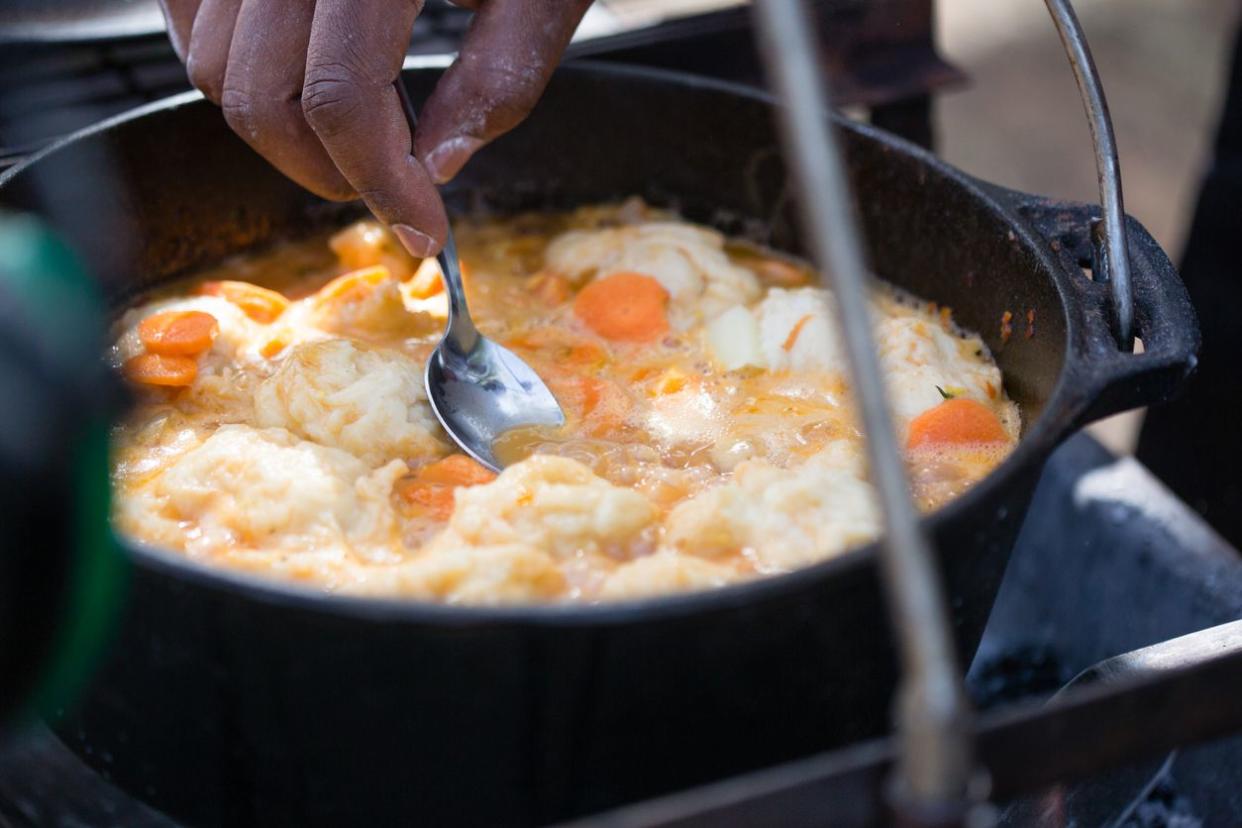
392;224;439;258
423;135;484;184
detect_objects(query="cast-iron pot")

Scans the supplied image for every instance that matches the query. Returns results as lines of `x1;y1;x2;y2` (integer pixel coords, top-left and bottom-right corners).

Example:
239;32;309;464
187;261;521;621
0;60;1198;826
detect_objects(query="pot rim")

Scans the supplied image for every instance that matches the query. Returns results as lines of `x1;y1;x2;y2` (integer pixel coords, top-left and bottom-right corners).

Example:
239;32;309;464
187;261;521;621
3;59;1087;627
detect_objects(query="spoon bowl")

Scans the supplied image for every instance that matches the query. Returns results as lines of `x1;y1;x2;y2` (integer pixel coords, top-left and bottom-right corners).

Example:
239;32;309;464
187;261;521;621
425;318;565;470
394;79;564;470
423;240;565;471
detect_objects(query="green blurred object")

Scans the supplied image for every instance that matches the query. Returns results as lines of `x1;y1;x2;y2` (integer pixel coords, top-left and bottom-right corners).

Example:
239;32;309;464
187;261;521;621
0;212;125;725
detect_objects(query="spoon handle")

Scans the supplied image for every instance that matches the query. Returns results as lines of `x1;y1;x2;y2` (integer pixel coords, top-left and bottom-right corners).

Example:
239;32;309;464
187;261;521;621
393;77;479;355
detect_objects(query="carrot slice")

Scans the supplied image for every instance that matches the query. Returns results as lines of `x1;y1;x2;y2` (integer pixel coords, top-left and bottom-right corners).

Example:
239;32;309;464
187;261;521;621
907;398;1008;449
259;335;288;358
138;310;219;356
558;375;607;417
567;344;606;369
200;280;289;323
313;266;390;308
398;455;497;520
398;483;458;520
750;256;811;287
414;455;497;487
650;367;688;396
407;258;445;299
572;272;669;342
122;353;198;387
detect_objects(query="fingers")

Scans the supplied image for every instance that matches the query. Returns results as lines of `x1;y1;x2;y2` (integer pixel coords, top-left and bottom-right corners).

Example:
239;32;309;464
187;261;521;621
221;0;356;201
414;0;592;184
157;0;201;61
304;0;448;256
185;0;242;103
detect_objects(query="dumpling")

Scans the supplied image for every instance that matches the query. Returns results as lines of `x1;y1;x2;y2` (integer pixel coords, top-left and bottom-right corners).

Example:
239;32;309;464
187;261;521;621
436;454;659;560
254;339;445;466
350;544;567;604
601;552;737;600
876;315;1003;423
133;425;403;558
664;442;879;572
349;455;660;604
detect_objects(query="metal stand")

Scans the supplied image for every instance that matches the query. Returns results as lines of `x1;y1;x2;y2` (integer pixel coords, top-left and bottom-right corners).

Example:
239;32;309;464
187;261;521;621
751;1;978;823
749;0;1163;821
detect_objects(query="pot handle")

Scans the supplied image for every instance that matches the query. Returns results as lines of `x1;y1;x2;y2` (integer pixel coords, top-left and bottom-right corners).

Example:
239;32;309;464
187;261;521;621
1014;196;1200;426
1043;0;1135;349
1014;0;1198;425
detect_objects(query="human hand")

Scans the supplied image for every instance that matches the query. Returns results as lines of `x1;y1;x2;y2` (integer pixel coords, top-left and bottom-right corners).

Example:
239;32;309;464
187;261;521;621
158;0;593;256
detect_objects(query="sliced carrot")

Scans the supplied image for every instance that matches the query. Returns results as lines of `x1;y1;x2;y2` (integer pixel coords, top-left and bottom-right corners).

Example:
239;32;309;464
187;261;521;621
566;342;606;367
406;258;445;299
572;272;669;342
122;353;198;387
328;221;390;269
781;314;815;352
329;222;422;280
546;374;606;418
750;256;811;287
414;454;497;487
907;398;1008;449
200;280;289;323
649;367;688;396
398;482;457;520
629;366;660;383
506;328;587;355
259;335;288;358
138;310;219;356
312;265;390;309
398;455;497;520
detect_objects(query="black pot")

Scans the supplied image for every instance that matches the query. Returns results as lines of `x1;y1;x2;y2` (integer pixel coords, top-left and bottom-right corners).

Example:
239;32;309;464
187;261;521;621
0;61;1198;827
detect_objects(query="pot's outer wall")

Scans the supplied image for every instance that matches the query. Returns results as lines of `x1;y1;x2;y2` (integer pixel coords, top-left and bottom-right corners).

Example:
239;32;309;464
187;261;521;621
0;63;1186;826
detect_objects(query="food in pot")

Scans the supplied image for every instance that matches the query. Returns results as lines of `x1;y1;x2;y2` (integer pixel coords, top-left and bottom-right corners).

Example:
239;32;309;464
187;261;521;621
109;201;1019;603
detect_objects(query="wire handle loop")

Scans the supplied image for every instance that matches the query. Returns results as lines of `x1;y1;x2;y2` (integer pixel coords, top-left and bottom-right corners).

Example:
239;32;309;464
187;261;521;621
1044;0;1134;350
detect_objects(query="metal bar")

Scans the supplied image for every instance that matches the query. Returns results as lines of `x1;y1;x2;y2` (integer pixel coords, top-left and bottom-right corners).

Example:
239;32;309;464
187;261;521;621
984;619;1242;798
1042;0;1134;349
750;0;975;816
558;621;1242;828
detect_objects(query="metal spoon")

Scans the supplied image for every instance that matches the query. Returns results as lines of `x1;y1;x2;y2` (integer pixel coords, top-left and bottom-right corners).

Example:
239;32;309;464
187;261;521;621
395;80;564;471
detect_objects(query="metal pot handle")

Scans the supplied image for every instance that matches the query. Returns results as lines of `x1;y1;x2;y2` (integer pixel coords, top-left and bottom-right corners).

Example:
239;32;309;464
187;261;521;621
1012;196;1199;426
1043;0;1133;349
1005;1;1198;426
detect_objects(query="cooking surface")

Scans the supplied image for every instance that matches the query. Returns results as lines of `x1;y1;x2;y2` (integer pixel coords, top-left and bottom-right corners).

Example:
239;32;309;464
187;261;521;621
6;434;1241;825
